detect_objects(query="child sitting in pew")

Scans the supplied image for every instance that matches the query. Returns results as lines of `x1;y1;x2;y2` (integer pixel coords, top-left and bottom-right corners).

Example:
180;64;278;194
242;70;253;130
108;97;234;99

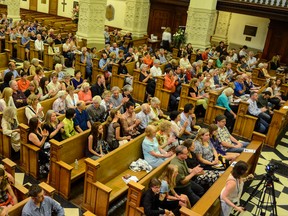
0;167;18;208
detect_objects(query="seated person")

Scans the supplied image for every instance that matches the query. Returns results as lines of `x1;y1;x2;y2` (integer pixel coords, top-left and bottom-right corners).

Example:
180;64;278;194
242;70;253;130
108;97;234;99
216;87;237;132
122;85;135;105
25;94;44;123
47;73;62;96
0;167;17;208
150;59;162;77
194;128;222;170
234;75;246;97
170;111;188;140
179;103;197;139
143;52;153;68
182;139;220;189
0;87;16;112
215;115;249;153
136;103;153;133
189;78;208;110
29;58;42;76
242;72;259;94
247;91;271;133
22;184;64;216
179;52;192;69
86;122;109;160
149;97;164;121
74;100;91;133
139;63;156;99
42;110;64;142
141;178;175;216
38;77;55;101
0;72;14;93
71;70;85;90
170;145;205;206
106;109;131;150
17;71;30;92
87;96;106;123
120;101;141;138
10;80;27;108
110;86;129;113
52;90;67;115
28;117;50;177
142;125;173;168
65;85;79;109
78;82;93;105
62;108;77;139
24;80;40;98
164;68;179;111
3;62;20;78
81;47;93;80
1;107;21;153
91;74;106;97
21;30;31;60
258;63;271;79
47;39;66;68
156;120;178;151
208;124;239;162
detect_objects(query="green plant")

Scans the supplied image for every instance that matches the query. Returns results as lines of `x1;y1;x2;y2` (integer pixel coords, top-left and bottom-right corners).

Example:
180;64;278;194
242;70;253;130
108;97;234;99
173;28;186;49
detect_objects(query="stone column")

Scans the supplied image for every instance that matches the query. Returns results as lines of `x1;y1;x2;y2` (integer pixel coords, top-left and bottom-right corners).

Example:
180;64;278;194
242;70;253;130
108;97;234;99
76;0;107;48
7;0;21;22
186;0;218;49
211;11;232;45
122;0;150;37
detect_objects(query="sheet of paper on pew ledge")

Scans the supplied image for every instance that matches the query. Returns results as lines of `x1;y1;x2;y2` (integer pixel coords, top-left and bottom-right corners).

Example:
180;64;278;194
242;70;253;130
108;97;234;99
122;176;139;184
243;148;256;153
283;106;288;110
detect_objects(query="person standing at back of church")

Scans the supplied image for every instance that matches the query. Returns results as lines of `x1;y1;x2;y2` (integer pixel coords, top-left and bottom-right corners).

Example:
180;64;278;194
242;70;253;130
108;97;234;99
162;27;171;52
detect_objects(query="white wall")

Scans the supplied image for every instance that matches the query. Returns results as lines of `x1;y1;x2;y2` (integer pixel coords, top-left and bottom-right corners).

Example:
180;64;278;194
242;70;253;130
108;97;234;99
228;13;270;51
37;0;49;14
20;0;30;9
105;0;125;29
58;0;78;18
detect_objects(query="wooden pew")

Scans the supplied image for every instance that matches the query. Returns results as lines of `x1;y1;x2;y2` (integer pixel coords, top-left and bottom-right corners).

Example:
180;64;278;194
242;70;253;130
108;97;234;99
43;44;62;70
132;69;147;103
92;58;107;84
0;96;57;159
178;84;197;111
16;36;26;61
5;33;13;59
180;133;265;216
49;129;91;199
125;157;174;216
111;61;135;89
204;89;226;125
232;84;268;140
75;53;87;80
280;84;288;97
29;40;39;60
0;52;9;80
130;36;148;48
265;101;288;148
252;68;267;86
82;133;164;215
154;76;171;111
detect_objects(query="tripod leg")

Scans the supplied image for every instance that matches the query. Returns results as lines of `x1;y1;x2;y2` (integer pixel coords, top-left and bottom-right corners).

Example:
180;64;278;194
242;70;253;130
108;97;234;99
243;175;266;207
270;181;278;216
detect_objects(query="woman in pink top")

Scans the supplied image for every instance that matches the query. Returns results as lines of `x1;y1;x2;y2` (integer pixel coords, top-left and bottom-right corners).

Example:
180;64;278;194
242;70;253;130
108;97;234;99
78;82;92;105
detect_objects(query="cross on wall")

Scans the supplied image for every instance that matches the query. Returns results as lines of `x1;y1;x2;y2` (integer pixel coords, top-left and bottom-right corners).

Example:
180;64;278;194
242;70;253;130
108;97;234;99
61;0;67;12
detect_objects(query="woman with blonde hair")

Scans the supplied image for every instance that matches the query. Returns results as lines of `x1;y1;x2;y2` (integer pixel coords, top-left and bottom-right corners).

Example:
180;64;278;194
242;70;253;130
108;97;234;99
65;85;79;109
142;125;173;168
194;128;220;170
162;27;171;51
156;120;177;151
188;78;208;109
159;164;191;210
78;82;92;105
149;97;164;121
25;94;44;122
0;88;15;112
42;110;64;142
1;107;20;152
24;79;39;98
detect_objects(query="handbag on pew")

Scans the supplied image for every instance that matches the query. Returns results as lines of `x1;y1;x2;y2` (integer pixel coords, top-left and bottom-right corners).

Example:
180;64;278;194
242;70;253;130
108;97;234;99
109;139;119;151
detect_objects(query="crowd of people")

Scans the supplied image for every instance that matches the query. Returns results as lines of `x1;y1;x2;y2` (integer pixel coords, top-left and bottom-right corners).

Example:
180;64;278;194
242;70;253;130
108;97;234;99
0;18;285;215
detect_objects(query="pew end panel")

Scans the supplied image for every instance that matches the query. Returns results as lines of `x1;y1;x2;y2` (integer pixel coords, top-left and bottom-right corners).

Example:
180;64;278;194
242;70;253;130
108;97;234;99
154;76;171;111
75;53;87;80
132;69;147;103
178;84;197;111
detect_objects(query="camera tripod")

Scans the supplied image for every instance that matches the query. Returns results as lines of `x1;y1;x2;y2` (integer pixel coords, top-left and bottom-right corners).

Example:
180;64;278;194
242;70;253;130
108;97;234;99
239;173;278;216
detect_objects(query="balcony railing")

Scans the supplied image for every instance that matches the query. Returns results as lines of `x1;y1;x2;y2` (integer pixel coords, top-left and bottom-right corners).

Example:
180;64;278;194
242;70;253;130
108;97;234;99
231;0;288;7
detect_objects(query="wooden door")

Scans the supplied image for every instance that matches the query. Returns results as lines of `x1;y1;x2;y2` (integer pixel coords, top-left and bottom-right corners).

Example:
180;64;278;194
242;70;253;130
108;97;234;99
29;0;37;11
49;0;58;15
263;20;288;64
148;1;188;40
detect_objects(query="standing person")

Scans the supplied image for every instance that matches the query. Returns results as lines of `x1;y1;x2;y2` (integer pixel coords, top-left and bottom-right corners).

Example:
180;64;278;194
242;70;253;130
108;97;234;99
22;184;64;216
162;27;171;52
220;161;253;216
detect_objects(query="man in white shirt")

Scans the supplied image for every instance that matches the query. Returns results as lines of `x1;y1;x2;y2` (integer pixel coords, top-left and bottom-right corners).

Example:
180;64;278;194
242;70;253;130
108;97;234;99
34;34;44;60
247;51;259;70
239;45;248;57
150;59;162;77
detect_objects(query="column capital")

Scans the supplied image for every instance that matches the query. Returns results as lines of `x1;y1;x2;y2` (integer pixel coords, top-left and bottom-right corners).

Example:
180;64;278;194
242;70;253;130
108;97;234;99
211;11;232;45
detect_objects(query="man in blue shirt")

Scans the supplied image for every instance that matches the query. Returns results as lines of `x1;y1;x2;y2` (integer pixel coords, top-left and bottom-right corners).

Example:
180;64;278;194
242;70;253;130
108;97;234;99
234;75;246;97
3;61;19;78
74;100;91;133
22;184;64;216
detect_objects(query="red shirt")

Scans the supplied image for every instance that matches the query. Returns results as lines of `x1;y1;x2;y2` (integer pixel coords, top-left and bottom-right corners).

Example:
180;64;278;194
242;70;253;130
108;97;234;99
17;79;30;92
